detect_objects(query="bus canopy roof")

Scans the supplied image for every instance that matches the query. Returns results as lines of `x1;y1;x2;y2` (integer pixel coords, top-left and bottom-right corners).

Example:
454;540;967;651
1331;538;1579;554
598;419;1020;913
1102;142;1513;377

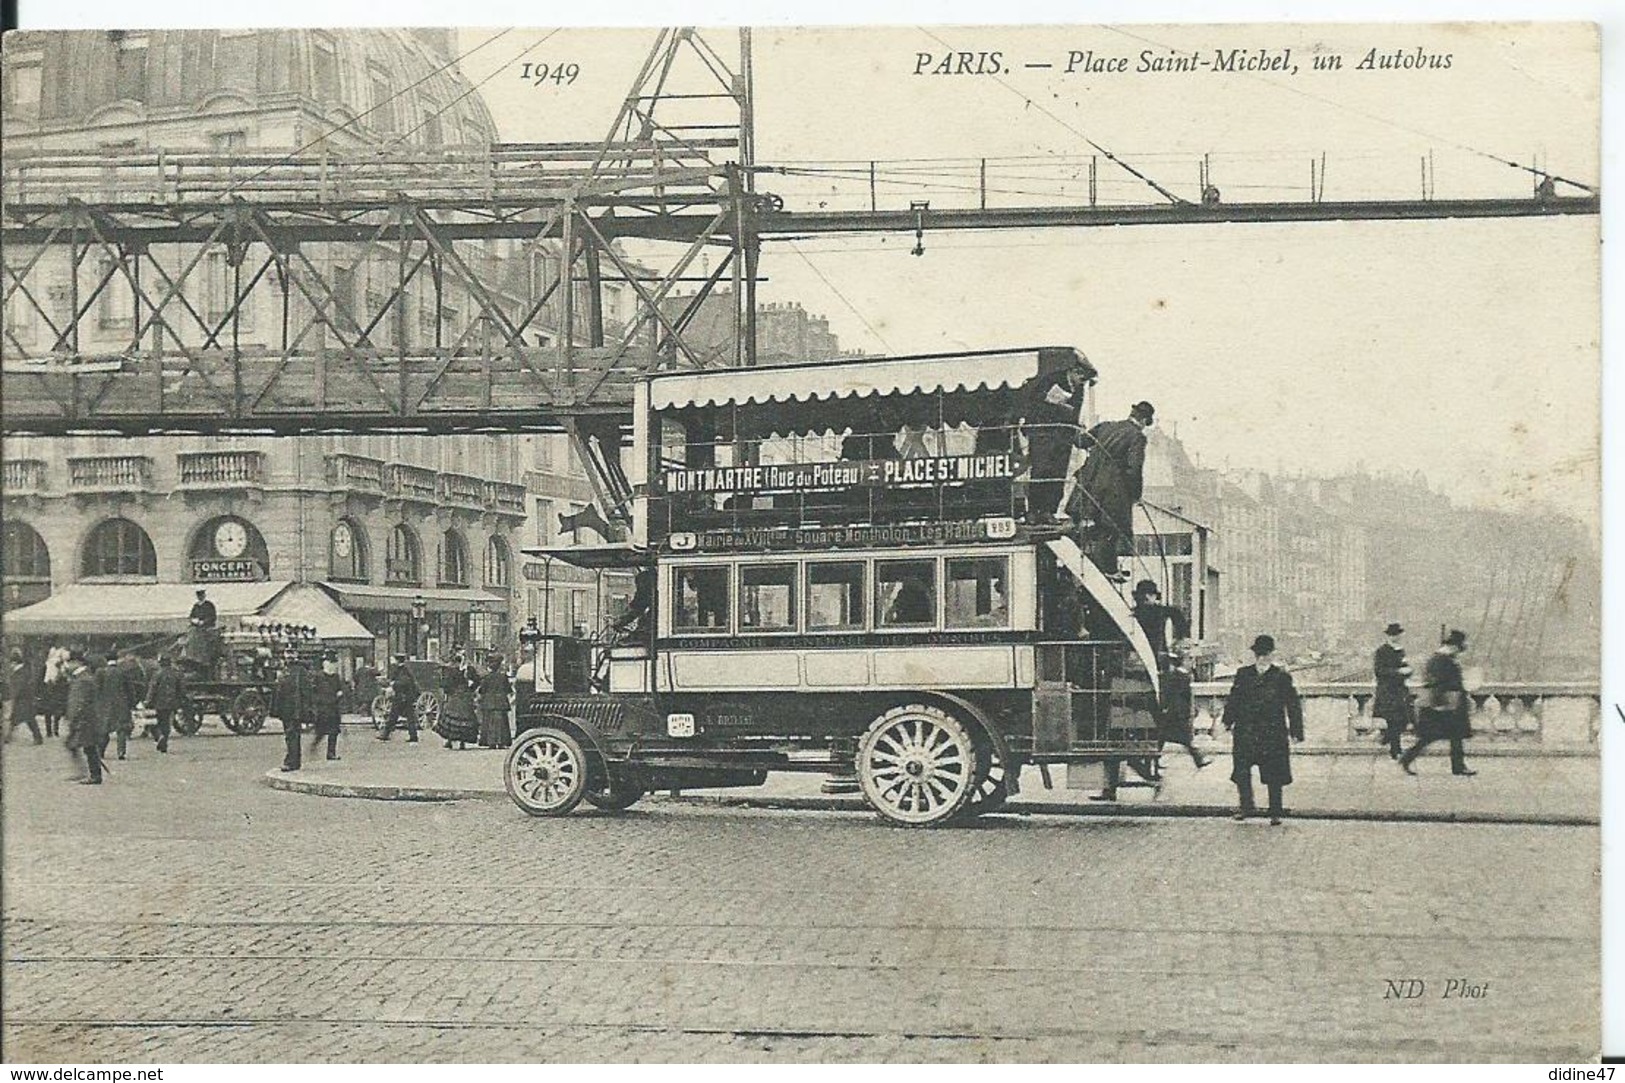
648;346;1084;411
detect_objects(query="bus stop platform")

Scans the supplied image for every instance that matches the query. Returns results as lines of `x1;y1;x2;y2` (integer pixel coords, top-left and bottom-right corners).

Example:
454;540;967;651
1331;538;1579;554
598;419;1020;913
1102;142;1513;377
264;736;1598;826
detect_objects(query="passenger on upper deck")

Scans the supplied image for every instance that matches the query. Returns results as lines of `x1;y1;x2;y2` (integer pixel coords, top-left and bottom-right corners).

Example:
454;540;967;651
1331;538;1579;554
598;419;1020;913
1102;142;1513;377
1019;353;1098;524
1067;400;1154;579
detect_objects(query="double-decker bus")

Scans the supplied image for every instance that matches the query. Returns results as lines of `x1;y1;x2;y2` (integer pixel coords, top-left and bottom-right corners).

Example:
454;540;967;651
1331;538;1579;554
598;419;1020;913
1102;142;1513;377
507;347;1166;827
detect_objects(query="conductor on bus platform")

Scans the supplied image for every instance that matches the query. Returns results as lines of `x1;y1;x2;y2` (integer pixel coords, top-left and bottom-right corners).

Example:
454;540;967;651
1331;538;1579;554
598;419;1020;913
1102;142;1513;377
1020;352;1098;525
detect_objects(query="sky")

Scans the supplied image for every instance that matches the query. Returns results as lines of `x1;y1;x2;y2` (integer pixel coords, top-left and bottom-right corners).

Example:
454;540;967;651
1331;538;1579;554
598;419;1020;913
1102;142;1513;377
458;23;1601;529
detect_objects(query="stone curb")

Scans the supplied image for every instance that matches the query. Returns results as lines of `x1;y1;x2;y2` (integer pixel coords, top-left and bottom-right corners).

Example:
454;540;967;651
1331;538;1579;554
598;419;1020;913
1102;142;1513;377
261;770;1597;826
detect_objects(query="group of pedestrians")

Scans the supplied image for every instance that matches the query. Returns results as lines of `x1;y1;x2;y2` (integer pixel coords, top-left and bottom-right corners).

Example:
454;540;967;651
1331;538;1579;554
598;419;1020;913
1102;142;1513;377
1373;623;1476;777
270;650;347;773
3;641;189;785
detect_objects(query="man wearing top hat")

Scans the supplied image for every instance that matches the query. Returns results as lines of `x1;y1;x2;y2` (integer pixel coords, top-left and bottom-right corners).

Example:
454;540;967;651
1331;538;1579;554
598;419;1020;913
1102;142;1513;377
1018;351;1098;525
1221;634;1304;825
1372;622;1415;760
272;649;316;772
1066;400;1155;579
1399;629;1476;777
309;651;345;761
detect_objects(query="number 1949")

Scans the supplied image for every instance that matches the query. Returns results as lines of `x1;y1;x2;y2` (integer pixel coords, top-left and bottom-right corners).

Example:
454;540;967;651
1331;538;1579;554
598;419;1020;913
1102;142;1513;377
519;62;580;87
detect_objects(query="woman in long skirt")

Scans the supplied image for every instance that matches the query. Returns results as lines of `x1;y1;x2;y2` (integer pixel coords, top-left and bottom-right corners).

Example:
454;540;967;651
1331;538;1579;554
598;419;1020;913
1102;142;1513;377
434;656;480;750
476;654;513;749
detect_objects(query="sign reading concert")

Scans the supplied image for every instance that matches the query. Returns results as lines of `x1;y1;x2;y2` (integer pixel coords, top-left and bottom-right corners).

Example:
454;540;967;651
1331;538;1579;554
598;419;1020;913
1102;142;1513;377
659;452;1022;495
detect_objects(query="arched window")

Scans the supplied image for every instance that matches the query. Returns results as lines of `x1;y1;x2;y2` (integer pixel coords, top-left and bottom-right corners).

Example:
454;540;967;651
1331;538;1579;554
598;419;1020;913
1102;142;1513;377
439;529;469;587
186;515;270;581
329;518;370;582
81;518;157;578
385;524;421;586
483;535;511;588
3;521;51;581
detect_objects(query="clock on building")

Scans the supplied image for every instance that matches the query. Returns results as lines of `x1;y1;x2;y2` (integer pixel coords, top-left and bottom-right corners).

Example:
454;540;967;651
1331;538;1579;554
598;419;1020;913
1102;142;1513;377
332;522;354;558
214;519;249;559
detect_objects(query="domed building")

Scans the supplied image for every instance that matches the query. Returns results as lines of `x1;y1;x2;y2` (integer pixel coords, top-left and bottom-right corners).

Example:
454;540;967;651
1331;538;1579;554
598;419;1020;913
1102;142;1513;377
0;30;639;670
3;28;496;152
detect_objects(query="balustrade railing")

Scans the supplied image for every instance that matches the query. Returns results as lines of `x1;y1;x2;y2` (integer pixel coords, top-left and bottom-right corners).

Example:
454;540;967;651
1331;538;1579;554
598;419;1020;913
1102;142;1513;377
325;453;385;493
177;450;263;487
66;455;152;491
387;463;439;502
1188;680;1600;751
486;480;528;515
438;471;488;509
3;459;46;495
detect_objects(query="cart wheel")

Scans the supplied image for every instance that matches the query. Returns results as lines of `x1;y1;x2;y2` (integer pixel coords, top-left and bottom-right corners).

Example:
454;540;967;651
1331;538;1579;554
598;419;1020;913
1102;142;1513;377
857;703;977;827
960;736;1011;819
229;690;268;735
504;727;589;817
173;705;204;737
414;691;440;732
370;692;390;732
584;771;645;812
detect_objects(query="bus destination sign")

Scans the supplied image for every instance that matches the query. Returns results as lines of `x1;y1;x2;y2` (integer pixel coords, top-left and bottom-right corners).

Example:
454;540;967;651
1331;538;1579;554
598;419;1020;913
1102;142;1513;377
672;518;1015;552
659;452;1022;494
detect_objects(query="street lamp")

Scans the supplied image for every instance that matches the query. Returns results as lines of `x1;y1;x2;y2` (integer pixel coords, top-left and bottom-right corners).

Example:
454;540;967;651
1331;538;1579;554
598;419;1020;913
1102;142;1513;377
411;593;427;659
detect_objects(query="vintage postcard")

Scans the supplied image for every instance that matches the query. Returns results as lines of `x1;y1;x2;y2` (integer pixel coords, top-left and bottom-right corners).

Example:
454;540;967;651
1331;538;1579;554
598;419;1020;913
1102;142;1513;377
0;19;1602;1065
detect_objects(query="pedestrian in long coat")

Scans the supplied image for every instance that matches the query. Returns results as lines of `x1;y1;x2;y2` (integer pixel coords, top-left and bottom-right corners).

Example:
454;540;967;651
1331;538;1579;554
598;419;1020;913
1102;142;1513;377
309;653;344;761
1066;401;1153;576
144;655;184;753
272;653;316;772
476;655;513;749
1372;622;1415;760
41;645;70;738
6;648;43;745
1222;634;1304;825
64;653;105;784
378;657;420;742
1399;630;1475;776
95;653;138;761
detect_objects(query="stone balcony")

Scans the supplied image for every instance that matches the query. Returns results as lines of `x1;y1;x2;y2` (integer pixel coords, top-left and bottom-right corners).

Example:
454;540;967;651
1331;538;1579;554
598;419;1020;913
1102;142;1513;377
1190;680;1601;752
66;454;153;493
485;479;527;516
325;453;386;494
438;471;488;510
386;463;439;503
3;459;46;496
177;450;264;489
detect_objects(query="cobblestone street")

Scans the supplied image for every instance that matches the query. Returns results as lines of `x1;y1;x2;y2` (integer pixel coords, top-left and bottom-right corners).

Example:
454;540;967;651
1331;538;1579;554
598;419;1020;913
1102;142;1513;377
0;732;1600;1062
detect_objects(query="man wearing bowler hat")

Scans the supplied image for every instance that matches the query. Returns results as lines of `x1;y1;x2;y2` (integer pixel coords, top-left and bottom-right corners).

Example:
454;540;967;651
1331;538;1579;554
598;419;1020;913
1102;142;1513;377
1399;629;1476;777
1066;400;1155;580
1221;634;1304;825
1372;622;1415;760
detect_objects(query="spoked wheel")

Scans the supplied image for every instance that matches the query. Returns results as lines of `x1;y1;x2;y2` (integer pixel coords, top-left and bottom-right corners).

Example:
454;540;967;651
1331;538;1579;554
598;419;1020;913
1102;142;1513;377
224;690;268;735
370;692;391;732
415;692;441;733
584;769;645;812
857;703;977;827
504;727;590;817
960;736;1011;819
173;705;204;737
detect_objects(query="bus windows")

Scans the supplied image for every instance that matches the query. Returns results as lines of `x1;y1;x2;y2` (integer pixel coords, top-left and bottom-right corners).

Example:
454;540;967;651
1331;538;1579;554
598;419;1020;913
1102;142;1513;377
673;565;731;634
945;556;1010;630
875;559;937;629
740;563;798;632
807;561;866;632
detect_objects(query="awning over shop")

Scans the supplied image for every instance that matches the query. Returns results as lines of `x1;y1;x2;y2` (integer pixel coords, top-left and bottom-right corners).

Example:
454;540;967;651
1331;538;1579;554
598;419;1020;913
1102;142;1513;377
253;584;375;644
1;581;291;638
318;583;509;614
647;346;1081;410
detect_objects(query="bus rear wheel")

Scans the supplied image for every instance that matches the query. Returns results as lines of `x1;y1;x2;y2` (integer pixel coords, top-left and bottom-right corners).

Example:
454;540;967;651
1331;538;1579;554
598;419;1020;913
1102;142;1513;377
857;704;977;827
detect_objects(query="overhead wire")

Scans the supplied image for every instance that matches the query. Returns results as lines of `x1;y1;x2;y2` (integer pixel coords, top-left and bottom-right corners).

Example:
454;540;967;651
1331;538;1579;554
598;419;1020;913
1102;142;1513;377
784;241;893;354
220;28;517;200
1103;24;1597;195
915;26;1187;205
